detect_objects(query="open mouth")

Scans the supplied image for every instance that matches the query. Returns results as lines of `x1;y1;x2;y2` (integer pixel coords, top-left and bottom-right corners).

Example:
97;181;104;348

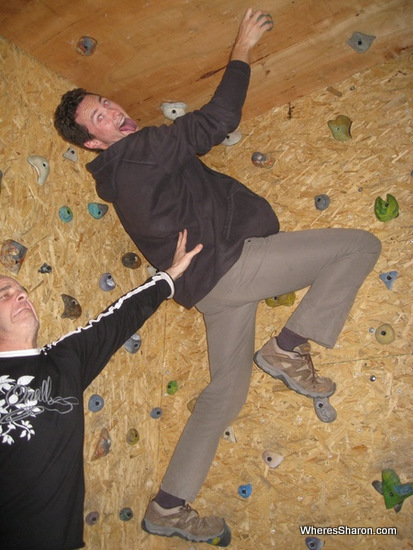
119;115;138;134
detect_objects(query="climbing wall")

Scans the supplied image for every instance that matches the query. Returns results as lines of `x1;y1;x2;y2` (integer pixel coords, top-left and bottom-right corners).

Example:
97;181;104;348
1;33;412;550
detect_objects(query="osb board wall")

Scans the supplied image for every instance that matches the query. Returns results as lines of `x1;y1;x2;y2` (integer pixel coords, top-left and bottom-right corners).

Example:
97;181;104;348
1;34;412;550
1;0;412;126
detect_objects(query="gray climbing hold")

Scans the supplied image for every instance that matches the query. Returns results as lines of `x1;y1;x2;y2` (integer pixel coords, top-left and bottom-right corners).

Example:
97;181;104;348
251;151;275;168
313;397;337;423
123;333;142;354
39;263;52;274
63;147;78;162
85;511;100;526
28;155;50;185
161;101;187;120
221;129;242;146
347;32;376;53
262;450;284;469
99;273;116;291
314;194;330;211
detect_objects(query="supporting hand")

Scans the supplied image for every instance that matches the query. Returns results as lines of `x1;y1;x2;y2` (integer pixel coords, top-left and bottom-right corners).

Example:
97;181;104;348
230;8;274;63
165;229;203;281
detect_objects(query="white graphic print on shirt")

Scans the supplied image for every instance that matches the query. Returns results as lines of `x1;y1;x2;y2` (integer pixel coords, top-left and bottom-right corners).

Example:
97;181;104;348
0;374;79;445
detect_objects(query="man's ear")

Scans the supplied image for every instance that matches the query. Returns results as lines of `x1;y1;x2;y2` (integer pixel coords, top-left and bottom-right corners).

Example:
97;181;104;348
84;138;107;151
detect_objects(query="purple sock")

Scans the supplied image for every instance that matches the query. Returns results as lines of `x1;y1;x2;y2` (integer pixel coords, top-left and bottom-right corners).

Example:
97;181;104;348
276;327;307;352
154;488;185;509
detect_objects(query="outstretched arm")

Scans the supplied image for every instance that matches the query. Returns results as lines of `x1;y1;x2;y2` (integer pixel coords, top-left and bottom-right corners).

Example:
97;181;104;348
165;229;203;281
230;8;274;64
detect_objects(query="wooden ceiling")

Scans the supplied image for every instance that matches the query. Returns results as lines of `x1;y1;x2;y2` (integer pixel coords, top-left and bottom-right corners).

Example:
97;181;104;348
1;0;412;126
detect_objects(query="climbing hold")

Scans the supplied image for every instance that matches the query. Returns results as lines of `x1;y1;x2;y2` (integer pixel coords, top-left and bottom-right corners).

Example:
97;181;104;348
99;273;116;292
38;263;52;274
123;333;142;353
374;194;399;222
119;507;134;521
375;323;395;345
187;397;197;413
59;206;73;223
150;407;162;419
61;294;82;319
0;240;28;275
76;36;97;56
91;428;111;461
328;115;352;141
122;252;141;269
238;484;252;499
314;194;330;211
313;397;337;423
262;450;284;469
265;292;296;307
85;511;100;526
379;271;398;290
166;380;179;395
0;169;3;192
88;202;109;219
161;101;187;120
370;375;376;382
63;147;78;162
372;468;413;512
305;536;324;550
221;129;242;146
88;394;104;412
222;426;237;443
126;428;140;445
347;31;376;53
27;155;50;185
147;265;157;277
251;151;275;168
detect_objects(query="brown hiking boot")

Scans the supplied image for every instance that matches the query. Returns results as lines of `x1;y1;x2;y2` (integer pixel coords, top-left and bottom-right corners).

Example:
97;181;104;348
141;500;231;546
254;338;336;398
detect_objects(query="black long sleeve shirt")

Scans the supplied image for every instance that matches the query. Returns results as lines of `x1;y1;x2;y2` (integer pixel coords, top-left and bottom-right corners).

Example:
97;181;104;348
0;272;173;550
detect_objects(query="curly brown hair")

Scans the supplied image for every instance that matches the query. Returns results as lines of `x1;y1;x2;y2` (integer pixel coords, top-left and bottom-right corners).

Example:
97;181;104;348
54;88;98;149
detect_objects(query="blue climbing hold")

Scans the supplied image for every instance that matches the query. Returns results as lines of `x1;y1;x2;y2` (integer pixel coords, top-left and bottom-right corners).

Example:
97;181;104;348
88;202;109;219
119;507;133;521
59;206;73;223
150;407;162;419
305;536;324;549
238;484;252;498
379;271;398;290
88;394;104;412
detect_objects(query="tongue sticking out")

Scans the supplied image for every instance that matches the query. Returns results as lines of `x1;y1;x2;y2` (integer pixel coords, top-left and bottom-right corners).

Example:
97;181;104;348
120;118;138;133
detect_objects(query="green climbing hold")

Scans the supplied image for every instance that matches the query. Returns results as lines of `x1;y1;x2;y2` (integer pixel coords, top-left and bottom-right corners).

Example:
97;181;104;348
372;469;413;512
374;193;399;222
265;292;296;307
328;115;352;141
167;380;179;395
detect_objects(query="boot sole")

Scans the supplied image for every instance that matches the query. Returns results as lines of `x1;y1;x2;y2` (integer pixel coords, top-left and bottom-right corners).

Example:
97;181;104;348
254;350;336;399
141;518;232;547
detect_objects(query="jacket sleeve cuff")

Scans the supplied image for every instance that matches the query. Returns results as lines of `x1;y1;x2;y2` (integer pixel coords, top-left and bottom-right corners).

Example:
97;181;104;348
155;271;175;299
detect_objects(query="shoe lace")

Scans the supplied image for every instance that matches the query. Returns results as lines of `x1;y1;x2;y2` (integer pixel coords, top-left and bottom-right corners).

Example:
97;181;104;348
302;353;317;386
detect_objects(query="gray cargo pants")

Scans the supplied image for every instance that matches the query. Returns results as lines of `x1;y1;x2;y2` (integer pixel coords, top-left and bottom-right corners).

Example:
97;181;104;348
161;228;381;502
